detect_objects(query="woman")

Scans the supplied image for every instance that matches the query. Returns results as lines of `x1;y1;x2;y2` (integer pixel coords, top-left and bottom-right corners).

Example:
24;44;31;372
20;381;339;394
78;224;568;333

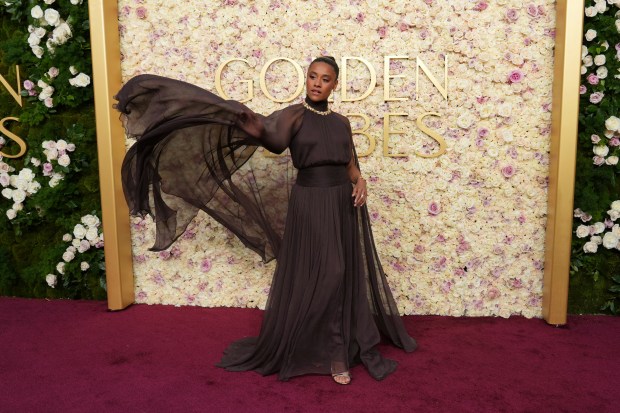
116;56;417;385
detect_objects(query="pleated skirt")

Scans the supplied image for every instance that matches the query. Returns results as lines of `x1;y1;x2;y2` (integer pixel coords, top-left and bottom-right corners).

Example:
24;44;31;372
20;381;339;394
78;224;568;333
218;165;399;381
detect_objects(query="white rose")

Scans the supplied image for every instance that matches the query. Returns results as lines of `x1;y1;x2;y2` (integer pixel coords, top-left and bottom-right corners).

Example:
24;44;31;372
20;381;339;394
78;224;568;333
611;200;620;212
81;214;100;227
62;250;75;262
45;274;57;288
28;32;41;46
613;224;620;237
44;8;61;27
585;29;597;41
44;0;56;4
6;209;16;220
456;112;474;129
594;55;606;66
19;168;34;181
31;5;44;18
575;225;590;238
56;262;65;275
71;238;80;248
608;209;620;221
80;261;90;271
49;174;63;187
62;233;73;242
45;148;59;161
32;46;44;58
71;0;83;4
69;73;91;87
602;232;619;249
498;102;512;117
593;222;606;234
12;202;23;211
11;188;26;203
606;156;619;165
52;22;72;44
30;158;41;167
27;181;41;194
616;19;620;33
583;55;593;67
585;7;597;17
1;188;13;199
73;223;87;239
597;66;608;79
69;66;78;75
595;1;607;13
593;145;610;157
590;235;603;245
583;241;598;253
85;226;98;241
39;85;54;101
57;154;70;167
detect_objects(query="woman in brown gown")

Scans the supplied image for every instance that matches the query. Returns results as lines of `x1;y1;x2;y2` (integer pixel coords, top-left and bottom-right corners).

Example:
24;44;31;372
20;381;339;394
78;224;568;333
116;57;417;385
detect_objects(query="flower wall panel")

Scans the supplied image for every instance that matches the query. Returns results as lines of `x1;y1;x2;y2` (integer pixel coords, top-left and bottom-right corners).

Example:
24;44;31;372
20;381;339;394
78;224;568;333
118;0;556;317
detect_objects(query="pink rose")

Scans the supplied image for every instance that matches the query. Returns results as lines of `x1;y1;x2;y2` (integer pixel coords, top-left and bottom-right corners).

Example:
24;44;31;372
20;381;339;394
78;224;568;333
477;127;490;138
590;92;604;104
201;259;212;272
593;156;605;166
609;137;620;147
23;80;35;90
42;162;53;176
474;1;488;11
428;201;441;215
136;6;147;19
505;9;518;22
501;165;516;178
487;287;500;299
591;134;601;144
587;73;599;85
526;3;539;17
579;85;587;94
508;69;523;83
377;26;387;38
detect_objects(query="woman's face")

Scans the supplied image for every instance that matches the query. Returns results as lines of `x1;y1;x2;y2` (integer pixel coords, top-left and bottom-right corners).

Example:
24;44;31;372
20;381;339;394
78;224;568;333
306;62;338;102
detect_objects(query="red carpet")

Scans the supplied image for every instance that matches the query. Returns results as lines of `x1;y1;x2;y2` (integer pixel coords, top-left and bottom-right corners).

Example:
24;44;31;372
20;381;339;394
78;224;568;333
0;298;618;413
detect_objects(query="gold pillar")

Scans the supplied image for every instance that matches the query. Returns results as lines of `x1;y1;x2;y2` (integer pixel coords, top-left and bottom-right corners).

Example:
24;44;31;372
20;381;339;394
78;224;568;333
542;0;584;325
88;1;135;310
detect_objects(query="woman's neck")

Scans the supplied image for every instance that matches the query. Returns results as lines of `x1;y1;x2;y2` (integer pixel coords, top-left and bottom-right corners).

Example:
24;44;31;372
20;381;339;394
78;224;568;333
304;95;328;112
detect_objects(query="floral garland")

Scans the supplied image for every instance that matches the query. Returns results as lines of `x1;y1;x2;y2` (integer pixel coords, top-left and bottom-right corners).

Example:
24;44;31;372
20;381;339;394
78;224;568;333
0;1;104;299
571;0;620;314
119;0;556;318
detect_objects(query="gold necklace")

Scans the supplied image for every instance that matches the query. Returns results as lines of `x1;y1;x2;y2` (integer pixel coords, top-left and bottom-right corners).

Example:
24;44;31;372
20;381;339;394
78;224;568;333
302;100;331;115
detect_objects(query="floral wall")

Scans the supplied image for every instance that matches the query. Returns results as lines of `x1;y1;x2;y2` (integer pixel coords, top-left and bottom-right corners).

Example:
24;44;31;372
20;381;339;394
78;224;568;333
1;0;105;299
118;0;556;318
570;0;620;314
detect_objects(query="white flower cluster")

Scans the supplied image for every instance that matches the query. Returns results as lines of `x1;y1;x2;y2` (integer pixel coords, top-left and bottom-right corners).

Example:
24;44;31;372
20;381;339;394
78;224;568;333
40;139;76;187
28;4;73;58
0;139;76;220
0;166;41;220
46;214;103;288
585;0;620;18
575;201;620;253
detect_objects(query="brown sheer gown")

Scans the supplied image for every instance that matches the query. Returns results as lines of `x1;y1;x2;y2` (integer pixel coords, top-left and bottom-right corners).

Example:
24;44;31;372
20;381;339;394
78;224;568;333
115;74;417;381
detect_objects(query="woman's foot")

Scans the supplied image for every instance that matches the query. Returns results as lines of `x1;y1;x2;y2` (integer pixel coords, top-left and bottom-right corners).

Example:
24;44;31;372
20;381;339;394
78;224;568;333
332;371;351;385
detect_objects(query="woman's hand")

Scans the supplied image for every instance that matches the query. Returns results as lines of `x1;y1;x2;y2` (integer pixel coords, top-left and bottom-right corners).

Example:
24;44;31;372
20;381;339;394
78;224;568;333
352;177;367;207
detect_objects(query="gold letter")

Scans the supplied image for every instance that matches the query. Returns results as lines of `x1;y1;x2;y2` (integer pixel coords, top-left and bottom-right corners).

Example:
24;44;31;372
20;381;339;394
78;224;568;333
340;57;376;102
215;58;253;103
0;117;27;158
259;57;304;103
346;113;374;157
415;112;446;158
383;113;407;157
0;65;22;107
416;55;448;100
384;56;408;102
